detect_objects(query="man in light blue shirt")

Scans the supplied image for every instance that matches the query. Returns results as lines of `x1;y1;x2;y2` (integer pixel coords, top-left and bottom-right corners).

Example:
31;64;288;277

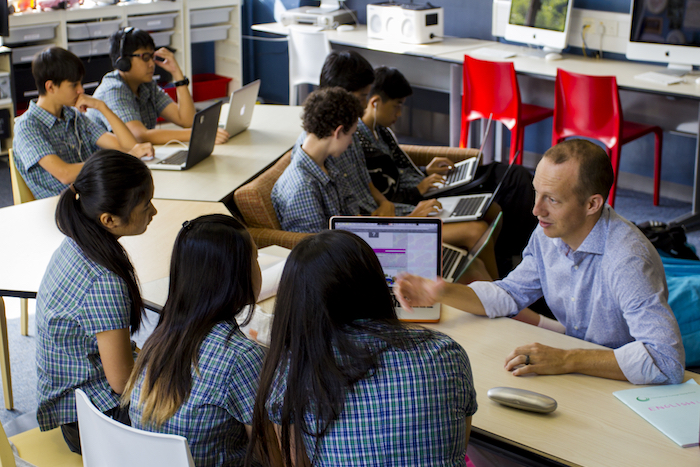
396;139;685;385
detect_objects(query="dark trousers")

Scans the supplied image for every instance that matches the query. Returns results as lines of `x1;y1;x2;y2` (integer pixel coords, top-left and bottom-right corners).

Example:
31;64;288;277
60;404;131;454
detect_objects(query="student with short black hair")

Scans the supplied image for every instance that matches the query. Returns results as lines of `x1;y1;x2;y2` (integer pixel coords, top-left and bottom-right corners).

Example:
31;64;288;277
13;47;154;199
247;230;477;466
358;66;538;275
125;214;265;467
89;28;229;145
36;149;157;453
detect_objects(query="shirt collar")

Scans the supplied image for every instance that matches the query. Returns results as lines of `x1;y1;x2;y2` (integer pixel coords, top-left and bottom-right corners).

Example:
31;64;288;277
109;70;152;101
555;205;610;256
294;144;338;186
28;100;78;129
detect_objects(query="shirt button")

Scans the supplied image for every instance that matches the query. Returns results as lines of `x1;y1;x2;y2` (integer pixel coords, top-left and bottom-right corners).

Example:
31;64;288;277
574;265;579;270
571;297;575;302
574;326;579;330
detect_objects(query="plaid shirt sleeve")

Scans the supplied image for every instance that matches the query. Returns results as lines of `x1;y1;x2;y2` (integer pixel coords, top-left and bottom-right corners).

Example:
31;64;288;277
153;82;175;115
79;274;131;335
14;115;56;169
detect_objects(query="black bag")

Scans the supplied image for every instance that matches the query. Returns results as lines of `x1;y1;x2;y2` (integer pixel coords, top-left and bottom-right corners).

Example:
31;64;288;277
636;221;699;261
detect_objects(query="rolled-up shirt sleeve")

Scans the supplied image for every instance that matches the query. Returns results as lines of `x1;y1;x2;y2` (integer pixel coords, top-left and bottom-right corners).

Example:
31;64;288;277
610;254;685;385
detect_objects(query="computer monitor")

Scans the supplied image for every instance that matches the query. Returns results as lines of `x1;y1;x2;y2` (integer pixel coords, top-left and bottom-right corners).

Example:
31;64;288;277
626;0;700;75
505;0;573;53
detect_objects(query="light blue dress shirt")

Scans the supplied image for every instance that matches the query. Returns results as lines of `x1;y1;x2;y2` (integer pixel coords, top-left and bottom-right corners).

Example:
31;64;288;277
470;206;685;385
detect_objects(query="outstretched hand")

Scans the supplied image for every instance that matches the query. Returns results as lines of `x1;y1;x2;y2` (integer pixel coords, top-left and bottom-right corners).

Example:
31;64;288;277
394;273;446;311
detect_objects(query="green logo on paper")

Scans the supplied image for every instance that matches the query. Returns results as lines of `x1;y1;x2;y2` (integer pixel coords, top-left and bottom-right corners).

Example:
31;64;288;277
636;396;650;402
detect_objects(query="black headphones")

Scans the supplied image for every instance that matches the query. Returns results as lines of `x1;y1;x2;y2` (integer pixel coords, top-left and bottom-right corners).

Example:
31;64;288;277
115;27;134;72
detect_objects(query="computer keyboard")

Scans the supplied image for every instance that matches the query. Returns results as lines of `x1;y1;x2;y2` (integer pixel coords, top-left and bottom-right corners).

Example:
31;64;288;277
450;195;488;217
471;47;517;60
634;72;683;86
157;150;188;166
446;159;475;184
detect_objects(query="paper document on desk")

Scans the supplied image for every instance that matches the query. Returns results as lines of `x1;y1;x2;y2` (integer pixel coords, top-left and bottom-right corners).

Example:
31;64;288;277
613;379;700;447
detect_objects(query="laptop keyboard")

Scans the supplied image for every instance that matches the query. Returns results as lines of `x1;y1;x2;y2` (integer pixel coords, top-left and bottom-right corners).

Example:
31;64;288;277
442;246;460;277
157;150;188;166
446;159;475;184
450;195;489;218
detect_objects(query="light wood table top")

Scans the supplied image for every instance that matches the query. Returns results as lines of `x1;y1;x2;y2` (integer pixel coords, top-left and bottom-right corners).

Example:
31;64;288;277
425;306;700;467
150;104;303;202
0;197;231;297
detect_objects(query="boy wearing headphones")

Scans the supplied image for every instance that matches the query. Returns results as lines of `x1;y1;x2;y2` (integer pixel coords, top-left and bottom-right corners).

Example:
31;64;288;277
13;47;154;199
89;28;229;145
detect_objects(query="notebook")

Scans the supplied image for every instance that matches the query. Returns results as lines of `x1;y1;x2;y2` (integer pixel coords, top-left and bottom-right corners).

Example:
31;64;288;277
330;216;442;322
221;79;261;137
428;114;493;196
148;101;223;171
442;211;502;283
436;150;519;223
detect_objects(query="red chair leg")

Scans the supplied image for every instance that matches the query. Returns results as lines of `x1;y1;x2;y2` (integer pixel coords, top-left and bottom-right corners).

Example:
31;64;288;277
509;124;520;165
460;117;470;149
653;129;662;206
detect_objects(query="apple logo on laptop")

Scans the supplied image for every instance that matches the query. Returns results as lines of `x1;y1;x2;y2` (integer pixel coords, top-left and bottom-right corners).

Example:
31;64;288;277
240;104;246;116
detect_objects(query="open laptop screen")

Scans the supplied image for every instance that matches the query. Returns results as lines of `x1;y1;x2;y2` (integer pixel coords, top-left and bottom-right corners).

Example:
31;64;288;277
330;216;442;322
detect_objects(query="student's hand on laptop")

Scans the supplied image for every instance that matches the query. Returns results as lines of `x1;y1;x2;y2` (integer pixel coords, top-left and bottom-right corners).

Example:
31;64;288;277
394;273;445;311
129;142;155;161
215;128;231;144
417;174;446;194
426;157;454;175
371;200;396;217
409;199;442;217
154;48;184;77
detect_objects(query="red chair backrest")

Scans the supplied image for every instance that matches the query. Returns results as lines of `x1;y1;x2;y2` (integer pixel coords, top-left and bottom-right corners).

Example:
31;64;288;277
462;55;521;130
553;69;622;149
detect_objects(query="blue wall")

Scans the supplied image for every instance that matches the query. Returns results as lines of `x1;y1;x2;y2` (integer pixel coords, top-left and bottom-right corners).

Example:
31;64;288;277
242;0;696;188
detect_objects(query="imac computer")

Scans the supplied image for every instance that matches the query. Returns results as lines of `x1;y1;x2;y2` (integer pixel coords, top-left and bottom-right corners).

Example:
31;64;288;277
505;0;573;56
627;0;700;76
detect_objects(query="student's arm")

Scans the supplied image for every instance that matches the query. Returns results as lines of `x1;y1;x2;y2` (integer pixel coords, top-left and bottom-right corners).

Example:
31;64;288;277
153;48;195;128
369;182;396;216
37;155;83;185
76;94;137;150
95;328;134;394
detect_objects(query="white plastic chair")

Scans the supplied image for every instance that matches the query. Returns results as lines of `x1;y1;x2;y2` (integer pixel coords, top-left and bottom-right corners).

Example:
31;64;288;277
74;389;195;467
288;26;331;105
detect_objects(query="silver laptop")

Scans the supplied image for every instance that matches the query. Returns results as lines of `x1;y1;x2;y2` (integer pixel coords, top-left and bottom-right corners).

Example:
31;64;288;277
436;150;519;223
442;211;502;283
330;216;442;322
428;114;493;196
221;79;261;137
149;101;223;171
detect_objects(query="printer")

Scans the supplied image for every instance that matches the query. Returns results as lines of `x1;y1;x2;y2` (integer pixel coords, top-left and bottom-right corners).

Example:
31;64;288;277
280;0;356;29
367;2;444;44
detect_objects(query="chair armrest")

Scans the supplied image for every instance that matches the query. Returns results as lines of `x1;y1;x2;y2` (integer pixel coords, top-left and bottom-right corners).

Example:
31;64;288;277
400;145;480;167
247;227;312;250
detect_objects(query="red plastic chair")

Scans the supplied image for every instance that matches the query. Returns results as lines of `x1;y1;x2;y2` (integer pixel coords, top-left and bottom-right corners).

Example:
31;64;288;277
552;69;663;207
460;55;553;165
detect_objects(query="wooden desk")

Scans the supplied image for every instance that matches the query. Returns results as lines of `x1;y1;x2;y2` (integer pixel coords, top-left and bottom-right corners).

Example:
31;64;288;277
425;307;700;467
0;197;231;409
151;104;302;202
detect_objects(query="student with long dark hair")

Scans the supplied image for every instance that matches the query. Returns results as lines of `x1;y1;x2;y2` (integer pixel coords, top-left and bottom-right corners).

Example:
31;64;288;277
124;214;265;467
248;230;477;466
36;149;156;453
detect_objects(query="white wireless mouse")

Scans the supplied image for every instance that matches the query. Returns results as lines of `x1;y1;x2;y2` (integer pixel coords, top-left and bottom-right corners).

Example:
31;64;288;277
487;387;557;413
545;52;563;62
336;25;355;32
